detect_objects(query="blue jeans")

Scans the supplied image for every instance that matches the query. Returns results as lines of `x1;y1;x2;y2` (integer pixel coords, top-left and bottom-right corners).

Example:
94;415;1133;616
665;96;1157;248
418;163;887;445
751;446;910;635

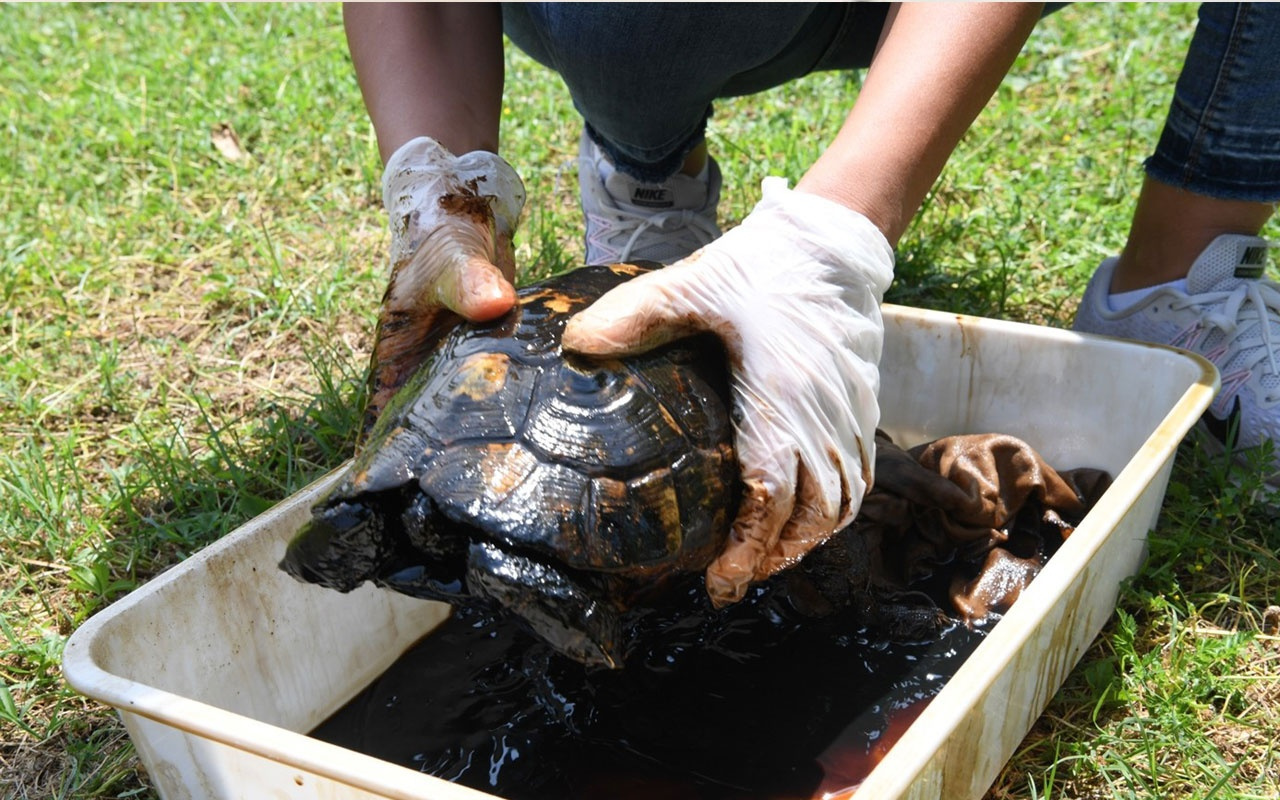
504;3;1280;200
502;3;888;182
1147;3;1280;202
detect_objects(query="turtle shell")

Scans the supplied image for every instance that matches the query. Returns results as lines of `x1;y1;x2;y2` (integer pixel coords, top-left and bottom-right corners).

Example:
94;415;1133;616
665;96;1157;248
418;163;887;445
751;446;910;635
363;261;736;572
282;263;739;665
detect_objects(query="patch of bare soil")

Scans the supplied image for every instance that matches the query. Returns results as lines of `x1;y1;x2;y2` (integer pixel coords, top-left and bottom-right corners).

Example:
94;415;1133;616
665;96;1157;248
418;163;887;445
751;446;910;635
1;720;144;800
96;233;380;429
1208;644;1280;787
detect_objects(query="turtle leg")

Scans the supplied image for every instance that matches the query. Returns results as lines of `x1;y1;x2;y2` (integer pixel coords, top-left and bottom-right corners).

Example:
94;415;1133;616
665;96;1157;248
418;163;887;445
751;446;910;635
280;498;391;592
377;491;470;601
465;541;623;669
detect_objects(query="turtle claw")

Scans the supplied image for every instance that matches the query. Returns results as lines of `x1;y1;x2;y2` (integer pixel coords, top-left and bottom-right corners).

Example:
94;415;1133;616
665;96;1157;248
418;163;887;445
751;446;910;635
465;541;623;669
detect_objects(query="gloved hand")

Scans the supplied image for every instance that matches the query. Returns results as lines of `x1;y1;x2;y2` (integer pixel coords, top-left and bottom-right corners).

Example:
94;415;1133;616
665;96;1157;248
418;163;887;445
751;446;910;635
562;177;894;606
366;136;526;429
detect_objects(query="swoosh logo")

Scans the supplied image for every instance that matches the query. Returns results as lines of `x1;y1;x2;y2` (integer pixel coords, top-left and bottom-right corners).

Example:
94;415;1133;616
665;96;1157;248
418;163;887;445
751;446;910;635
1201;395;1242;449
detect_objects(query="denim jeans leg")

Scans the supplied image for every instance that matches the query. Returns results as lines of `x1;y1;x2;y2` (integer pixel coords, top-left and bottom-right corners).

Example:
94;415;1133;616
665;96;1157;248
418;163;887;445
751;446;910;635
501;3;886;181
1146;3;1280;202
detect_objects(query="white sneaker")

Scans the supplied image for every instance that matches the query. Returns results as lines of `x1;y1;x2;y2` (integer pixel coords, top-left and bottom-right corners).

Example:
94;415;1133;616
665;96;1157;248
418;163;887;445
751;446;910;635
577;129;721;264
1073;234;1280;485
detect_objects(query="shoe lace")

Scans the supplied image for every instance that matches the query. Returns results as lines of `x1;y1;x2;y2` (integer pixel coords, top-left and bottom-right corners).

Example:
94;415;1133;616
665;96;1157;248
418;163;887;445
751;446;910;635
589;205;720;262
1175;276;1280;383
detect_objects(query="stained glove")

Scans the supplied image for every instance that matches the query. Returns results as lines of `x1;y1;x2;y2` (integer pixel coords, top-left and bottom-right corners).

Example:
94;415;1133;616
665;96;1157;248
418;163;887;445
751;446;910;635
366;136;526;428
562;177;894;606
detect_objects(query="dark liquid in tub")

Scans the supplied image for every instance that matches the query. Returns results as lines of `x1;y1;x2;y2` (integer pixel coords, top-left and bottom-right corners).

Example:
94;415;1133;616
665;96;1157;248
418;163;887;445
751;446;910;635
310;581;987;800
307;431;1098;798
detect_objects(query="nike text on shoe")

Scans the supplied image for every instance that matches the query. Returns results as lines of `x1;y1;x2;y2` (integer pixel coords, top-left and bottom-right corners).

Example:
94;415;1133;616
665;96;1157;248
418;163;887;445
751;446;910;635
578;129;722;264
1073;234;1280;487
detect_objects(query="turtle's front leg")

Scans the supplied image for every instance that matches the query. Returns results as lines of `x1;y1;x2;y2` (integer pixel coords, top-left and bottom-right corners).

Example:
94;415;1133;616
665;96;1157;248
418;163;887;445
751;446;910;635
280;498;392;592
465;541;623;669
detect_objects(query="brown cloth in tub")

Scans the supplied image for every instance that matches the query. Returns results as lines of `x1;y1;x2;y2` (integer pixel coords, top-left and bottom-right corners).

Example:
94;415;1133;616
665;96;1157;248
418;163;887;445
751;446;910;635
819;432;1111;627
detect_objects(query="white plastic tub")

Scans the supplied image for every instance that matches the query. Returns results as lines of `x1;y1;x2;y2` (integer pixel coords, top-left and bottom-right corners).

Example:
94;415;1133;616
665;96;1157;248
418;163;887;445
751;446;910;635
63;304;1218;800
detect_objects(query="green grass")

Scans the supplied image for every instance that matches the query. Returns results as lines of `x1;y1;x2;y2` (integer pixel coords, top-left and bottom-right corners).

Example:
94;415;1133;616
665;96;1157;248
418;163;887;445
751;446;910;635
2;3;1278;799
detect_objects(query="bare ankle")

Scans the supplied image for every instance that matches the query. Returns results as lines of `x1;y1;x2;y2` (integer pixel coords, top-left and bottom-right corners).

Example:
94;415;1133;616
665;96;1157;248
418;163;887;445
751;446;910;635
1112;177;1274;293
679;141;708;178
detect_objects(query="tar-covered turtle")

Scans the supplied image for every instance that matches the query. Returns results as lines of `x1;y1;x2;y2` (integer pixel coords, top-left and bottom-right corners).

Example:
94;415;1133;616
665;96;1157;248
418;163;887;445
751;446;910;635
281;262;739;668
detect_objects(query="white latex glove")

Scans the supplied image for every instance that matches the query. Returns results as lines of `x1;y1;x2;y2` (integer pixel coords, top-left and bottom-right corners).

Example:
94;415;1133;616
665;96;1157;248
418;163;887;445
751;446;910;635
562;177;894;606
367;136;526;426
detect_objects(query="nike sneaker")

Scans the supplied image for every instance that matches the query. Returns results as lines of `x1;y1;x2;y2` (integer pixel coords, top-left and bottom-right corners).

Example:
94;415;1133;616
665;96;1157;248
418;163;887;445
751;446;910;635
577;129;721;264
1074;234;1280;486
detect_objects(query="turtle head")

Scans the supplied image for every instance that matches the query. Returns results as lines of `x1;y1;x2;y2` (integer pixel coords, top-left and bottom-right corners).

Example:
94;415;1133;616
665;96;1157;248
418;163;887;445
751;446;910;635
282;484;469;600
465;540;624;669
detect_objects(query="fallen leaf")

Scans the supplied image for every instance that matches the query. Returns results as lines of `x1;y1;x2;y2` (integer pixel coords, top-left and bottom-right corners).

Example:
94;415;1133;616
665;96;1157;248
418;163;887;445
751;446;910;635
211;123;246;162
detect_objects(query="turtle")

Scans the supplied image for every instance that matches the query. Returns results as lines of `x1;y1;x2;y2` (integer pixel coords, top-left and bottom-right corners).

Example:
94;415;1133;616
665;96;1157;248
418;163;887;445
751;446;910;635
281;262;740;669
